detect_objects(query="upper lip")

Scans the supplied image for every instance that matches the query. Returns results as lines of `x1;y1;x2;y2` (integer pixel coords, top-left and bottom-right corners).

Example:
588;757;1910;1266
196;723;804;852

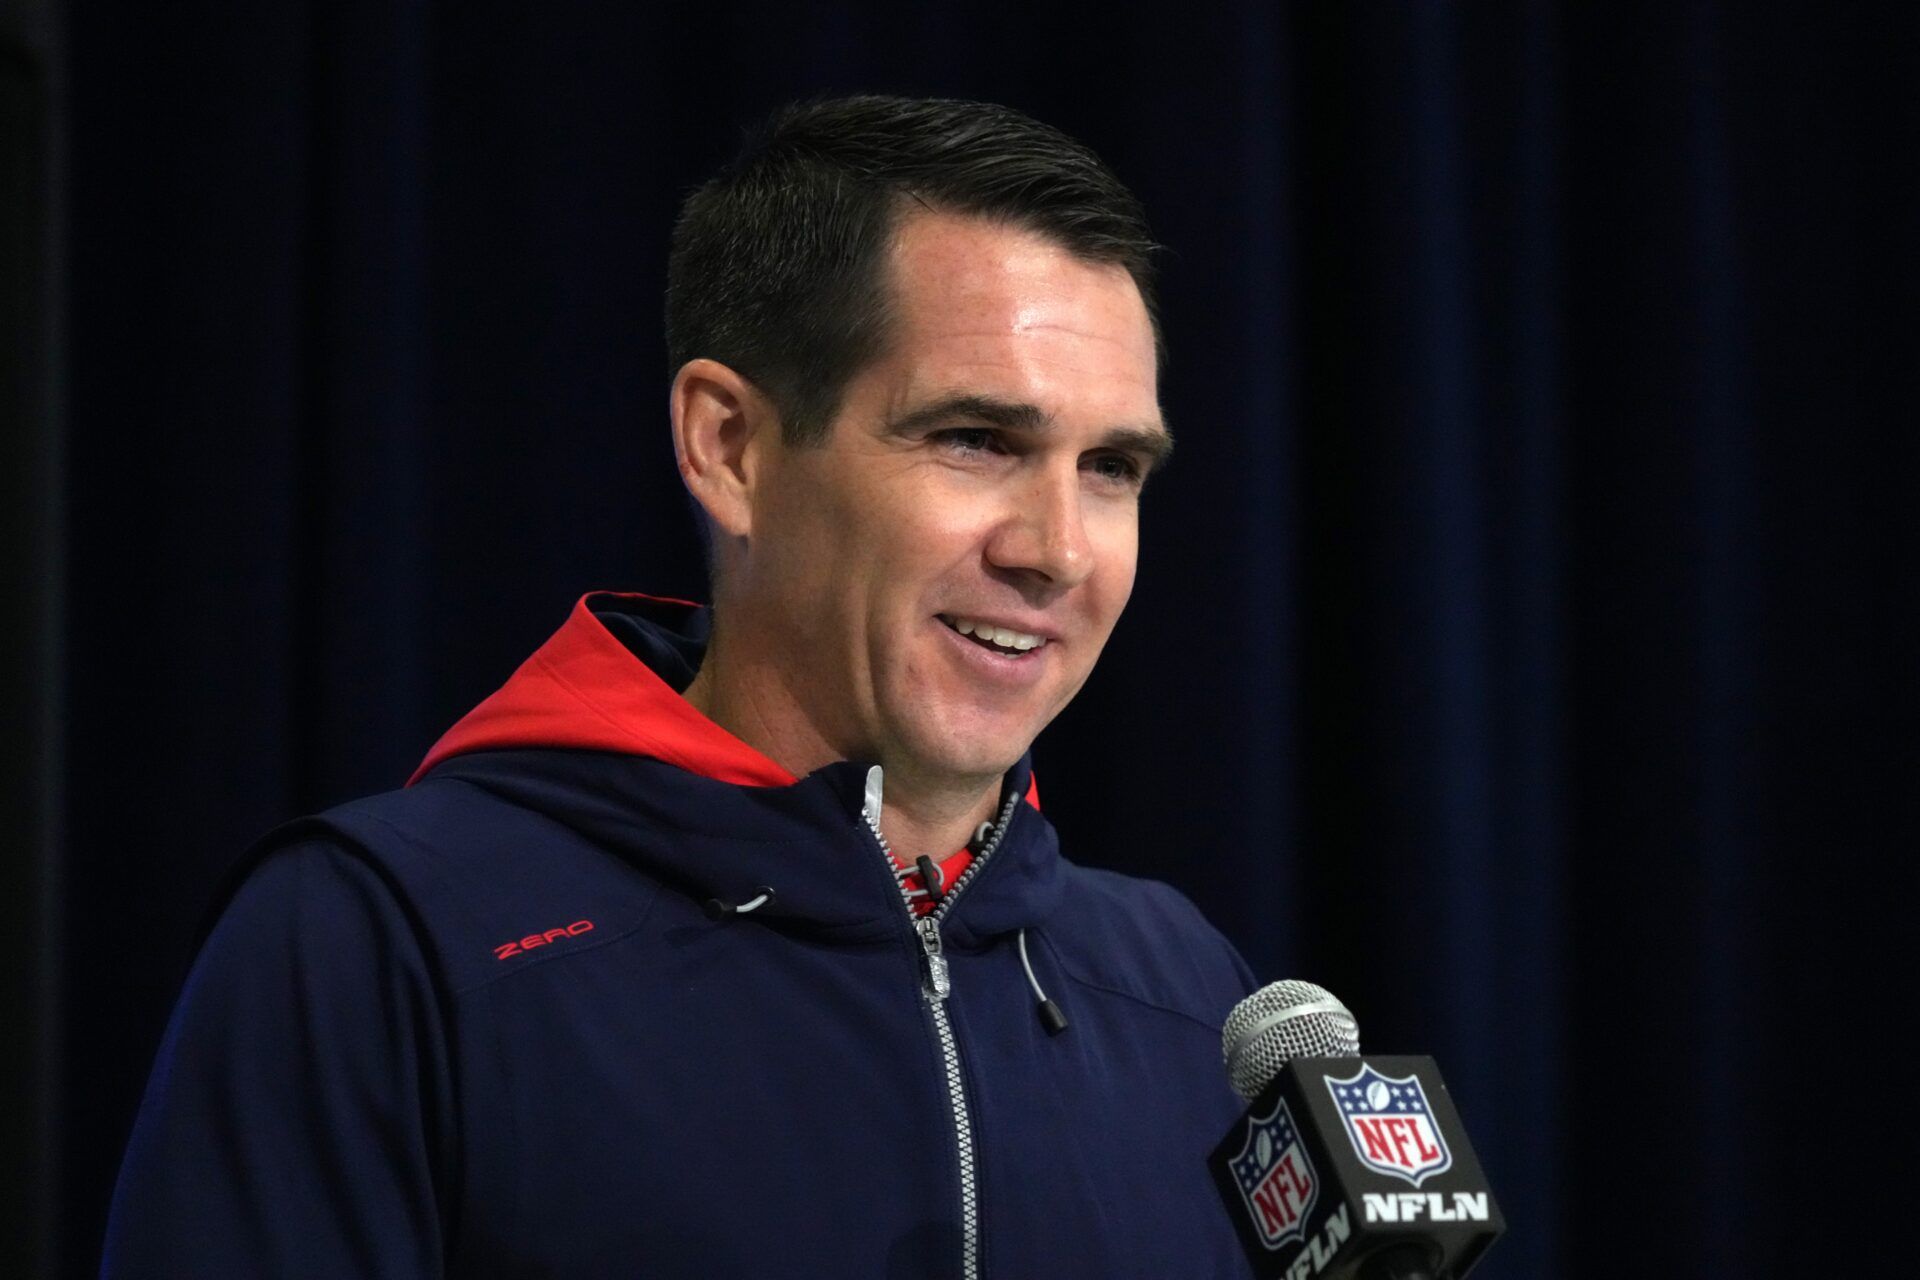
938;612;1062;643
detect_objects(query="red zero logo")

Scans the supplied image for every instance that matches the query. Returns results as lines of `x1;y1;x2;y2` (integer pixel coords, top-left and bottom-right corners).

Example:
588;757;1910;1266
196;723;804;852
494;920;595;960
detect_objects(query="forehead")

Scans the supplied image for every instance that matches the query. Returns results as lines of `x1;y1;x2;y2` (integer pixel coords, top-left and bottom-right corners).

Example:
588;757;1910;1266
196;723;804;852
874;211;1161;421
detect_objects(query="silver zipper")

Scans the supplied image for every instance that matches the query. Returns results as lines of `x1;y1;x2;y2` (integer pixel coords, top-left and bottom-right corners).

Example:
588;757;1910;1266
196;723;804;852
918;915;953;999
862;769;1022;1280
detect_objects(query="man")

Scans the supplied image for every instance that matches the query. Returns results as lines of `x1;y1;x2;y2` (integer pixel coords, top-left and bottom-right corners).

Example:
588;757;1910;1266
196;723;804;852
104;96;1257;1278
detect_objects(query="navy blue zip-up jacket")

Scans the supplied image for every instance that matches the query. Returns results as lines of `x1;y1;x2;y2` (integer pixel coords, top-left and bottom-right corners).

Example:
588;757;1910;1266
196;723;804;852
104;593;1258;1278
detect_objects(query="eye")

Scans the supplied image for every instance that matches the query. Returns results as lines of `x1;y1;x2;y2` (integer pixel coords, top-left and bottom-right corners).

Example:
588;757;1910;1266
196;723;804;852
1086;452;1144;486
934;426;1003;456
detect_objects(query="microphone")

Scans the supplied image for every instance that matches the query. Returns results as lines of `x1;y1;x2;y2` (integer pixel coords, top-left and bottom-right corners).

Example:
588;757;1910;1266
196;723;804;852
1209;982;1505;1280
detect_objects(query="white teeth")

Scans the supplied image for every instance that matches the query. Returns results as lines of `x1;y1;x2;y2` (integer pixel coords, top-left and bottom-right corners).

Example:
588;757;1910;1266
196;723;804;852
946;616;1044;651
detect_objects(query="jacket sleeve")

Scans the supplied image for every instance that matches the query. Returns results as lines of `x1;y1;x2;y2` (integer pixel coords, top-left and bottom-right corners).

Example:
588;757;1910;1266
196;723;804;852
101;839;455;1279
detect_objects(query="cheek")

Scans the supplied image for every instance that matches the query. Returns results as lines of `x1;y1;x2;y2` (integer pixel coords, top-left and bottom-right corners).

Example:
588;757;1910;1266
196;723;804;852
878;492;1000;602
785;481;976;648
752;465;887;594
1087;512;1140;619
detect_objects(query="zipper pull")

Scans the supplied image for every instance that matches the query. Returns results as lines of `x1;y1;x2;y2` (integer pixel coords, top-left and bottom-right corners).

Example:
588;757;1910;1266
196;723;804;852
862;765;885;833
917;915;951;1001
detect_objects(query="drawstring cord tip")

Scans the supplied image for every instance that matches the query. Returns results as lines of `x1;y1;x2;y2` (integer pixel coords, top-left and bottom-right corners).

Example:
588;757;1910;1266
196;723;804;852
1017;927;1070;1036
705;886;776;920
914;855;946;902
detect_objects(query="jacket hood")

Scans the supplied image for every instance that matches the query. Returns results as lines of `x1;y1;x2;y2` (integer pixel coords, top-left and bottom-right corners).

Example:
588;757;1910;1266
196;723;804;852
411;592;795;788
410;592;1059;946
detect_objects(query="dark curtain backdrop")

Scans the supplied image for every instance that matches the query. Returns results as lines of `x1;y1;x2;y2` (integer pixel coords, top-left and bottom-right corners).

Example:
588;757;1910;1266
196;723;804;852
25;1;1916;1276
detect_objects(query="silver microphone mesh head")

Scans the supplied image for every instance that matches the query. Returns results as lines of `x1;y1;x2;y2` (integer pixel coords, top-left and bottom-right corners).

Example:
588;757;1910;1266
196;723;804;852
1221;980;1361;1100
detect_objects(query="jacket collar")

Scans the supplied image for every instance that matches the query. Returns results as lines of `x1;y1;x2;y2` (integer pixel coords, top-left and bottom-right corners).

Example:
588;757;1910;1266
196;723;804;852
411;593;1061;944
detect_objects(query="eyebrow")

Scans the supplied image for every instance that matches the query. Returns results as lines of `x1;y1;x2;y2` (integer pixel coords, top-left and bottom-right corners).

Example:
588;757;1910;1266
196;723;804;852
884;393;1176;471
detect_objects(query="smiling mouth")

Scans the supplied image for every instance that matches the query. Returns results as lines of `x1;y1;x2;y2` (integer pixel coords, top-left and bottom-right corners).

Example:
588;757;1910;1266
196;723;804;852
939;615;1048;657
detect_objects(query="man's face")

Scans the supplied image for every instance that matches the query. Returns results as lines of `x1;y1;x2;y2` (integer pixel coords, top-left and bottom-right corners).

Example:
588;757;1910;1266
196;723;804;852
732;210;1169;788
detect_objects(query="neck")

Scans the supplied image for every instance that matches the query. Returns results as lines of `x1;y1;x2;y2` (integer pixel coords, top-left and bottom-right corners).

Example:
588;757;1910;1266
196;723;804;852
682;638;1003;862
869;762;1004;865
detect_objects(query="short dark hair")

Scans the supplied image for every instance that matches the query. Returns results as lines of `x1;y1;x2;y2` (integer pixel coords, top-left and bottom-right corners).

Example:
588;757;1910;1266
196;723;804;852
666;95;1162;446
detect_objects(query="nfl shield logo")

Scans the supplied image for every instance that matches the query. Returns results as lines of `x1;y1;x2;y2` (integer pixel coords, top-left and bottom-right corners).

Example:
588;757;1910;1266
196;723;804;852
1228;1097;1321;1250
1325;1064;1454;1186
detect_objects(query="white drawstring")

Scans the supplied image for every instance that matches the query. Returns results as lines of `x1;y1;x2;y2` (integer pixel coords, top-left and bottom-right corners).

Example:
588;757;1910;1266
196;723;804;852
1016;929;1047;998
705;885;777;920
1017;928;1070;1036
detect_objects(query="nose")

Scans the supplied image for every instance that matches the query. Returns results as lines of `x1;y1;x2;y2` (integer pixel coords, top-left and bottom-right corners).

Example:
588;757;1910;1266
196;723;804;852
985;463;1094;590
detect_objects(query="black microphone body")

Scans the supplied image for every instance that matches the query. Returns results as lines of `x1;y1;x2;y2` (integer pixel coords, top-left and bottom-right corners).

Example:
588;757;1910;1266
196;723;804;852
1210;975;1507;1280
1212;1054;1502;1279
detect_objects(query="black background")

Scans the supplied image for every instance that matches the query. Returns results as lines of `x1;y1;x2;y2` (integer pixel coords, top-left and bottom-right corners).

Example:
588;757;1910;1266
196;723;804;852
6;2;1917;1276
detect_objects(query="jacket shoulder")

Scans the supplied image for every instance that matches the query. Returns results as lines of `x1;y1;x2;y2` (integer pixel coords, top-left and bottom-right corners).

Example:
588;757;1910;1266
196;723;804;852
106;835;455;1276
1045;861;1256;1034
236;774;663;995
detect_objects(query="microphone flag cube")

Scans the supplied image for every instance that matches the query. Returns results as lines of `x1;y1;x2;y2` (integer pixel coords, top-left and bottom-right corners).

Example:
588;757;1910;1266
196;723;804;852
1209;1055;1504;1280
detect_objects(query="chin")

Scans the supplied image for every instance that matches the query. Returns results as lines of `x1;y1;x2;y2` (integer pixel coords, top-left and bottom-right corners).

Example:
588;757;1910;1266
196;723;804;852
880;669;1056;780
892;717;1033;783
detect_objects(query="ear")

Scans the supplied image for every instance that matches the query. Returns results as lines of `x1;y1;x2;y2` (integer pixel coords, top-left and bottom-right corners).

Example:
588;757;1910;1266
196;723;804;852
670;358;778;541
